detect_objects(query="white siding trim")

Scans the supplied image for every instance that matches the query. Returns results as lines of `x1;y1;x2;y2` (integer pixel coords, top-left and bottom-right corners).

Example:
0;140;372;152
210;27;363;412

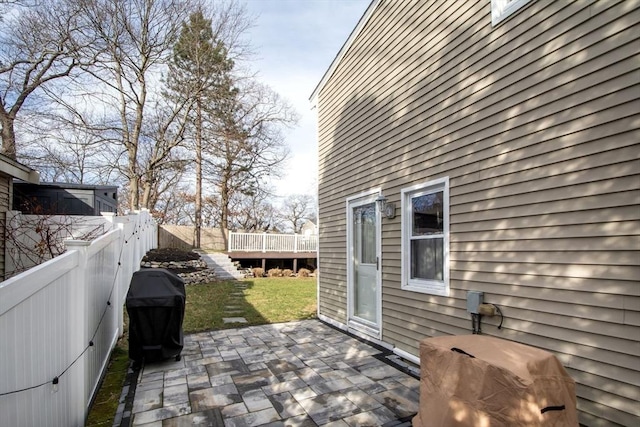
318;313;347;331
393;347;420;365
0;155;39;183
345;189;383;339
401;176;450;296
491;0;531;26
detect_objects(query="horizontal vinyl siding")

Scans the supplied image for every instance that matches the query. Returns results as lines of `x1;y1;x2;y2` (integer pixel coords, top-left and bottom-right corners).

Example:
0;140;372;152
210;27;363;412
317;235;348;322
317;0;640;426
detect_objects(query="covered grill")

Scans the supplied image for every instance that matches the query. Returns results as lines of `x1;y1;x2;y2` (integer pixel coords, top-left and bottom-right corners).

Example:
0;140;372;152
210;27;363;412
126;268;186;364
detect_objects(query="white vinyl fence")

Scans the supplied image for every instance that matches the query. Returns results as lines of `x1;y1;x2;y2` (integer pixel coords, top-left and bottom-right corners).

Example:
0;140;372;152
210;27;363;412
0;210;156;427
228;232;318;253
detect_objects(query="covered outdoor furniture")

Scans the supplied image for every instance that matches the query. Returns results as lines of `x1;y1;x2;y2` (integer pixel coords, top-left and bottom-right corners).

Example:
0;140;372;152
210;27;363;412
413;335;578;427
126;268;186;364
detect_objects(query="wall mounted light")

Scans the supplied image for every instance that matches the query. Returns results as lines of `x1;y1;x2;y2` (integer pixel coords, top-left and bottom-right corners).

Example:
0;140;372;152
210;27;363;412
376;193;396;219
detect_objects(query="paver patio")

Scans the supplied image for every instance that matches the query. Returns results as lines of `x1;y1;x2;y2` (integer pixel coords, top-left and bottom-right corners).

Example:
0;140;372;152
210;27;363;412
123;319;419;427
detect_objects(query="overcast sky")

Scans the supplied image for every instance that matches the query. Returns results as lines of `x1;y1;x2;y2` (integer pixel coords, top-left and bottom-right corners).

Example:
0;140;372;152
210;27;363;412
241;0;371;199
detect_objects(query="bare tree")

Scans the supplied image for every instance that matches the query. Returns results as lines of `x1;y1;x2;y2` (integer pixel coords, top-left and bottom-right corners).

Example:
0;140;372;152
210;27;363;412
229;190;281;232
78;0;194;210
152;187;194;225
203;79;296;236
3;0;298;232
137;100;192;207
280;194;316;233
18;109;106;182
0;0;92;159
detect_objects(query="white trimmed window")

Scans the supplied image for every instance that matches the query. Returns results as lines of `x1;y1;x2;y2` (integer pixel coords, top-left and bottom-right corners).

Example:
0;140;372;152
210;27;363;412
492;0;531;26
401;177;450;296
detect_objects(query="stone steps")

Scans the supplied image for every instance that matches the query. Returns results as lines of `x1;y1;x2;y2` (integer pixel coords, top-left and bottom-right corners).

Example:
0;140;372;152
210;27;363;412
222;281;248;324
188;251;248;323
194;251;245;280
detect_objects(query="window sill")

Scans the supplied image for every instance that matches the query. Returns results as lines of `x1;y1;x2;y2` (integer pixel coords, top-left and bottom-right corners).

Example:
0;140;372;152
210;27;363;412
402;283;449;297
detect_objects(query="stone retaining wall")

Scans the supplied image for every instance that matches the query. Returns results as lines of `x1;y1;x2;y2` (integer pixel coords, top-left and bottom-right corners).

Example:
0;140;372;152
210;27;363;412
139;259;217;285
177;269;218;285
140;259;208;270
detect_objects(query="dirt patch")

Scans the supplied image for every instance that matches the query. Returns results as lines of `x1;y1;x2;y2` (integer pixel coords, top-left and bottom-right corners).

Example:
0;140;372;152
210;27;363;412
142;248;200;263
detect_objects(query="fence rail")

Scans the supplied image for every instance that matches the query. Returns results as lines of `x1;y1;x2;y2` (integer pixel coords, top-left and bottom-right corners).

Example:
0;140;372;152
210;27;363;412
0;210;156;427
228;232;317;253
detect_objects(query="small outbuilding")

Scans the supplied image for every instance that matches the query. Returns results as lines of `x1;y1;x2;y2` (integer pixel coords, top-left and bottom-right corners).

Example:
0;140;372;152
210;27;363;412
13;181;117;215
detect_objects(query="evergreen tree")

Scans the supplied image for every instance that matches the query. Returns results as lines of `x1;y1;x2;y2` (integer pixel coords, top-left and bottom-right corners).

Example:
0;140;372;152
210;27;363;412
167;9;234;247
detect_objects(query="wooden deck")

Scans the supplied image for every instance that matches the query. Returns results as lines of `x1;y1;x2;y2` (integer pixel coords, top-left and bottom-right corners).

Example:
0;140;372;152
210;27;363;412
227;232;317;272
227;251;316;260
228;232;317;253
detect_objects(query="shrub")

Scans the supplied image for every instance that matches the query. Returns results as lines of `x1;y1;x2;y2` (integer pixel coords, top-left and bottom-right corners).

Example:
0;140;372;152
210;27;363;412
282;269;293;277
297;268;311;277
252;267;264;278
267;268;283;277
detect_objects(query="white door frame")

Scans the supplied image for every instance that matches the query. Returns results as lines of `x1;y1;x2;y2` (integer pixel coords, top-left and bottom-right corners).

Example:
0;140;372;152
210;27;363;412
346;189;382;339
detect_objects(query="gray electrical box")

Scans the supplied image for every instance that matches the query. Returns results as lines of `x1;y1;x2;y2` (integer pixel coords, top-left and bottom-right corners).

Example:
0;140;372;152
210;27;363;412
467;291;484;314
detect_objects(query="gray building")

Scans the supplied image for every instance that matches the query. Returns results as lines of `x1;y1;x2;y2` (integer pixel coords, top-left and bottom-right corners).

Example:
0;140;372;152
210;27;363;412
13;181;118;216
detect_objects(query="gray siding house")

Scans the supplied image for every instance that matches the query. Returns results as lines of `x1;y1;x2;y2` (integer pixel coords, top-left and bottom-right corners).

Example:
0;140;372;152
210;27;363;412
311;1;639;426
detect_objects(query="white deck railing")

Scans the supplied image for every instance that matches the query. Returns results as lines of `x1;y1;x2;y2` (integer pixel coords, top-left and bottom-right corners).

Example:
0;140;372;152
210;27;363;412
229;232;317;253
0;210;156;427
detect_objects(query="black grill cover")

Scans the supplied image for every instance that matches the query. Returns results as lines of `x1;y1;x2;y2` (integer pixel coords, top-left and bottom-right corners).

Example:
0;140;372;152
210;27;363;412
126;268;186;363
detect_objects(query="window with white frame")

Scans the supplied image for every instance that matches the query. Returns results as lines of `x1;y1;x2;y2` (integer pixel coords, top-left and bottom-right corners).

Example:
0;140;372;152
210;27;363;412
401;177;449;296
491;0;531;26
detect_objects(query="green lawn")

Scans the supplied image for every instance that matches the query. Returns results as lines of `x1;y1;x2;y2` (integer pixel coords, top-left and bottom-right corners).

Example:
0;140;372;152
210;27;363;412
85;276;317;426
184;277;317;332
242;277;317;324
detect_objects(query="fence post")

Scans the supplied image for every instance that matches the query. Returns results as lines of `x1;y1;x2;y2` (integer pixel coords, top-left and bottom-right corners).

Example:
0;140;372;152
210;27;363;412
262;232;266;253
104;215;129;338
294;234;298;253
64;239;92;422
138;209;156;251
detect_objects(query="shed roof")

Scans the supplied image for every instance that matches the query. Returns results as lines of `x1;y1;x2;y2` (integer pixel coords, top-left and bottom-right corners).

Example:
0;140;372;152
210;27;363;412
14;180;117;191
0;154;39;184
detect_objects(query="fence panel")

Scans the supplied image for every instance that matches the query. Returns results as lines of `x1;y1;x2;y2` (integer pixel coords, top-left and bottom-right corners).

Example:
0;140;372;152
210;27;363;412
0;251;85;427
81;231;121;405
0;209;156;427
158;225;226;250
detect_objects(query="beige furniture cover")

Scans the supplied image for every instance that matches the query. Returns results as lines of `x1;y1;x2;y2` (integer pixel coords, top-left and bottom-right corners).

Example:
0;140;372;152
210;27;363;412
413;335;578;427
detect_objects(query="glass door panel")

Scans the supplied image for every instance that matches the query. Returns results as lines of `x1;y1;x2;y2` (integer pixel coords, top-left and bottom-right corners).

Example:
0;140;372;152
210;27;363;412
351;202;377;324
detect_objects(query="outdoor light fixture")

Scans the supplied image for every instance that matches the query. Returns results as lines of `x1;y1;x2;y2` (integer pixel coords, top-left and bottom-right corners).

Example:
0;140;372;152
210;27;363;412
376;193;396;219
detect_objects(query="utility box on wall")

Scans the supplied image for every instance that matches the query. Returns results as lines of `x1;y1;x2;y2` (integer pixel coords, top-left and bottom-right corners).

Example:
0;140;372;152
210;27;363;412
466;291;484;314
